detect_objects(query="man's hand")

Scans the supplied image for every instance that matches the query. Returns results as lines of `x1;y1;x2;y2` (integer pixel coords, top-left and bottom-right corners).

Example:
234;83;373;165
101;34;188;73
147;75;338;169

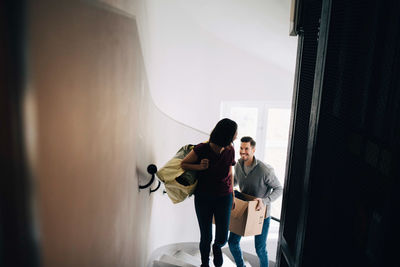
232;195;236;210
199;159;209;170
255;198;264;211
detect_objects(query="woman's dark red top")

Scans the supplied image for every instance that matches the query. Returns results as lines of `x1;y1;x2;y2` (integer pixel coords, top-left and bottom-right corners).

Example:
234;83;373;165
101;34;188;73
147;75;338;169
193;142;236;196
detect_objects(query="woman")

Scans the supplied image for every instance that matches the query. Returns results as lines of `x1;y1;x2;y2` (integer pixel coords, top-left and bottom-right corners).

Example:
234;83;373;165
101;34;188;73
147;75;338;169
181;118;237;267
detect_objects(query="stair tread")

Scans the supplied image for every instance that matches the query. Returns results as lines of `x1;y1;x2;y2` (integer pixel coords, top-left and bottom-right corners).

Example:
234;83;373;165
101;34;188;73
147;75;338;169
191;251;236;267
172;250;201;265
159;254;197;267
153;260;180;267
152;245;256;267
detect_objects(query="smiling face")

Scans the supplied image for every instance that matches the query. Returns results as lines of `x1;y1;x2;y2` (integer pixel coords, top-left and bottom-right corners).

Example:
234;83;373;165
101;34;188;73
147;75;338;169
240;141;255;163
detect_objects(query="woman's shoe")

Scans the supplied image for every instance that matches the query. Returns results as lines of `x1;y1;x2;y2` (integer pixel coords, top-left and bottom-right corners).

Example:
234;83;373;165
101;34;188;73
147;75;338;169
212;244;223;267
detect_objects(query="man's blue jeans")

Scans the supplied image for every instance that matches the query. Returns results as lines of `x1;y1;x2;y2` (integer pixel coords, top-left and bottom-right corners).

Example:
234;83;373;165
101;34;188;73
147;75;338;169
228;217;271;267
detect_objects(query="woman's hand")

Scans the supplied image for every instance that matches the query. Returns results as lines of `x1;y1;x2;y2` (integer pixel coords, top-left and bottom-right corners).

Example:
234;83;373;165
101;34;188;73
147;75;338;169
181;151;209;171
199;159;209;170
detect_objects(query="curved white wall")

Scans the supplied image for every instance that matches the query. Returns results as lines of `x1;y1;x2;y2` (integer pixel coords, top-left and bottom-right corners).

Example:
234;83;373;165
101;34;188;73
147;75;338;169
100;0;297;133
135;0;297;132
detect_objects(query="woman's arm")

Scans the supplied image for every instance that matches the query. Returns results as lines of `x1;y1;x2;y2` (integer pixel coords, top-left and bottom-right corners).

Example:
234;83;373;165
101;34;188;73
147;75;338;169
230;166;236;209
229;165;234;191
180;150;209;171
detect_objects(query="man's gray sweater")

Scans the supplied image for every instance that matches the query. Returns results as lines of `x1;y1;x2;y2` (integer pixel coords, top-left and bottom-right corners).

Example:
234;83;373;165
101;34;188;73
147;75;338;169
234;157;283;218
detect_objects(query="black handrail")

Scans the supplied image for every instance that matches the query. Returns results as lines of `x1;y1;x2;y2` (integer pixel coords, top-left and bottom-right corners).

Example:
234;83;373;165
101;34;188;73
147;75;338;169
138;164;160;194
271;216;280;223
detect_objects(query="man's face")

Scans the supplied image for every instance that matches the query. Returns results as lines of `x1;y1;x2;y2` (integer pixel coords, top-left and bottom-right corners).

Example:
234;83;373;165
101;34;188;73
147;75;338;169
240;142;255;162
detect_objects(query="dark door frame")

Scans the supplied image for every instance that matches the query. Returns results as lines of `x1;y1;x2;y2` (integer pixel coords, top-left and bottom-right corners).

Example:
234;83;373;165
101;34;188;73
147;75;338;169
277;0;332;266
0;1;40;266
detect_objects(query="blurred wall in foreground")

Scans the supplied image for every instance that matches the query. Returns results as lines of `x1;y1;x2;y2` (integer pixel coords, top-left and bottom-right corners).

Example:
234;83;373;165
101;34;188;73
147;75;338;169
28;1;147;266
26;0;207;266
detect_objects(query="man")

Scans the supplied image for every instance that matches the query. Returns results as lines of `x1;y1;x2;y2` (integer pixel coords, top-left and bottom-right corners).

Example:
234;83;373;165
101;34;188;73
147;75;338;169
228;136;283;267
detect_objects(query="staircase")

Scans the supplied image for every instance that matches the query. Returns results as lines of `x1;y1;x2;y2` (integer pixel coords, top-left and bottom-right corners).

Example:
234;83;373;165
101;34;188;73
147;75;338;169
149;219;279;266
149;242;260;267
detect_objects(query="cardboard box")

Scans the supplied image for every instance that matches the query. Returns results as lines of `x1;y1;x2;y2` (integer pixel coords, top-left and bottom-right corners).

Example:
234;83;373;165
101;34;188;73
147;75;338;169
229;191;267;236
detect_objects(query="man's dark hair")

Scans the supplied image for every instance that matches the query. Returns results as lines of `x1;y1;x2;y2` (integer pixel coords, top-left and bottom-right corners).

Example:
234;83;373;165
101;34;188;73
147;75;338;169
241;136;256;147
209;118;238;147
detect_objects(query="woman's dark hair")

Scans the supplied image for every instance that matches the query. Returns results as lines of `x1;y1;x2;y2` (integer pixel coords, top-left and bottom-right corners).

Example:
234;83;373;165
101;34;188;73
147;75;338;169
209;118;237;147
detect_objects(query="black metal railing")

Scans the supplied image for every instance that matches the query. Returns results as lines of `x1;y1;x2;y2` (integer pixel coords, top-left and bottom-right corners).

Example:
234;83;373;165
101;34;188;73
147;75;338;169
271;216;280;223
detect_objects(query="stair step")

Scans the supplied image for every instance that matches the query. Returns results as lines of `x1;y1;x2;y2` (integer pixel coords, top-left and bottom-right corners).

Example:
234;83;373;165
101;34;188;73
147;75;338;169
159;254;197;267
172;250;201;266
152;245;254;267
152;260;180;267
219;253;236;267
191;250;236;267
